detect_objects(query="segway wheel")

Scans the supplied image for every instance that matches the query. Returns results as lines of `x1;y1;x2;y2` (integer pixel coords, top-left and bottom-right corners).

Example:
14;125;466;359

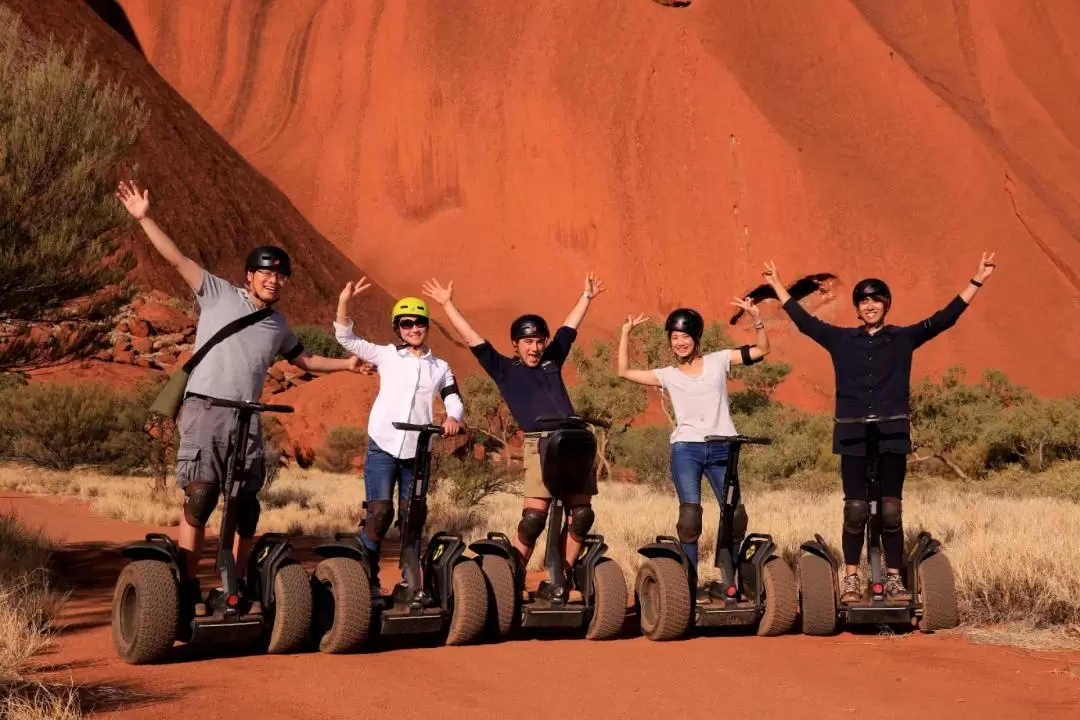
585;559;627;641
917;551;959;632
479;555;517;640
757;556;798;637
111;560;178;665
312;557;372;653
797;553;837;636
266;562;312;654
634;557;690;641
445;560;489;646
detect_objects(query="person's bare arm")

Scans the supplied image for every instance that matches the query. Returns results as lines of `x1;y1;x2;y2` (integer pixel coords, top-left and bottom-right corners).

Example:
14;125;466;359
562;273;606;329
422;278;485;347
728;296;770;365
115;180;204;292
617;314;663;386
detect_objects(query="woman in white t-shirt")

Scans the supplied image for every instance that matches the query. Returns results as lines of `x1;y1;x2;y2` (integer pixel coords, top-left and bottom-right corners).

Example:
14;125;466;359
617;300;770;574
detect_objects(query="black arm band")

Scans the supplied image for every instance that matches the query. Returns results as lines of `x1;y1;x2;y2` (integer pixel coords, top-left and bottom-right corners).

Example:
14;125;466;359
283;342;305;361
969;278;983;288
739;345;759;366
439;382;461;401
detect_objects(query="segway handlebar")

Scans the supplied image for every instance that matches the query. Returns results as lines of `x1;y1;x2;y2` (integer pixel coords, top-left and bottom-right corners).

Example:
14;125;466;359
534;414;612;430
834;413;910;425
206;398;294;414
704;434;773;446
392;422;446;435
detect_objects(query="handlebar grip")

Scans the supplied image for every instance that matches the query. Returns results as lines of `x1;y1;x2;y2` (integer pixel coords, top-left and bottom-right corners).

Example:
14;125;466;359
705;434;773;445
834;414;910;425
392;422;445;434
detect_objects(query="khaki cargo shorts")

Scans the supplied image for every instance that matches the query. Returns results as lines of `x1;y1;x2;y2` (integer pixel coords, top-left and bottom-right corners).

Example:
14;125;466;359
175;395;265;493
522;434;598;499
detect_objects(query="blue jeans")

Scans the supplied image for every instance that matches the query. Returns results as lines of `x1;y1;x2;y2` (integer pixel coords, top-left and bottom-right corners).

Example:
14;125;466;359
670;441;736;568
361;441;415;589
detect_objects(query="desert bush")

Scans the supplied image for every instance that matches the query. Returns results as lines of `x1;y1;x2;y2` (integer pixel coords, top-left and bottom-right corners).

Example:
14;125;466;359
314;426;367;474
291;325;347;360
0;5;146;373
432;451;522;507
609;425;673;492
732;404;836;484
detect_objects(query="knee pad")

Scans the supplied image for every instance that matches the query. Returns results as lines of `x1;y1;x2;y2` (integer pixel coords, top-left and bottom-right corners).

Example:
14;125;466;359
364;499;395;543
517;507;548;547
236;493;261;538
733;504;749;542
882;497;903;533
676;503;703;544
843;499;869;535
183;482;219;528
568;504;595;541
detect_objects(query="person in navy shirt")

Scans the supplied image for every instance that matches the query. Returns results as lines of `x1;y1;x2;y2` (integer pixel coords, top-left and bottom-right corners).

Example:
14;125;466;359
423;274;605;593
762;253;996;603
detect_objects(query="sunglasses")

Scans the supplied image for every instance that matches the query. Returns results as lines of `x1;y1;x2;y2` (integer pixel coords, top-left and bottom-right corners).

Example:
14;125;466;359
397;317;429;329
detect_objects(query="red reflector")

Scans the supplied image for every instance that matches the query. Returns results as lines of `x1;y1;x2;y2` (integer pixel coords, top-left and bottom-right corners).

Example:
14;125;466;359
227;594;239;607
872;584;884;595
725;585;737;597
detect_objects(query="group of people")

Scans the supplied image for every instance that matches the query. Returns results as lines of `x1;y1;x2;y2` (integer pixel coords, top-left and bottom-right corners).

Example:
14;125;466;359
116;179;996;612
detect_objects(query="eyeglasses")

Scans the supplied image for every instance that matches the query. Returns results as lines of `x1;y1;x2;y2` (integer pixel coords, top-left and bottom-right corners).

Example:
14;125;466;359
254;269;290;283
397;318;429;330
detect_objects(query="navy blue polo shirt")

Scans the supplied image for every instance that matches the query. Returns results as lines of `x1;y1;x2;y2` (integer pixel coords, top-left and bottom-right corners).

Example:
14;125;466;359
783;295;969;456
470;326;577;433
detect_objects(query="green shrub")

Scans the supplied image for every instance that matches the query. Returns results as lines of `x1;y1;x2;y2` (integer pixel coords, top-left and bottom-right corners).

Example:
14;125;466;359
292;325;347;360
316;426;367;473
609;425;673;492
433;451;523;506
733;406;837;485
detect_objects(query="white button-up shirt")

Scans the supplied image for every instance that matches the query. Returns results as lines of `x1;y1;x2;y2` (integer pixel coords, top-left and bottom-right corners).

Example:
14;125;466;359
334;320;465;459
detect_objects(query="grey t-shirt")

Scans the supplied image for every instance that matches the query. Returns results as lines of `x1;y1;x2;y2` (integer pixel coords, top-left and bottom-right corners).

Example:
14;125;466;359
185;271;302;402
652;350;738;443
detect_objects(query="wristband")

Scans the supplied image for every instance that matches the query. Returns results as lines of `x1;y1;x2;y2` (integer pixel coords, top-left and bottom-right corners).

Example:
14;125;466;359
582;292;593;300
753;321;765;329
969;278;983;288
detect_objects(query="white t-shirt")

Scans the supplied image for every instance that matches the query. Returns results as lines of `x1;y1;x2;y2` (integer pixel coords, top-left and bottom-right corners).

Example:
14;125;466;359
652;350;738;444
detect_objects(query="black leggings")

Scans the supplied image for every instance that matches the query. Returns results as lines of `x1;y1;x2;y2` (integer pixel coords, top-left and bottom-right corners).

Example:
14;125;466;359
841;453;906;569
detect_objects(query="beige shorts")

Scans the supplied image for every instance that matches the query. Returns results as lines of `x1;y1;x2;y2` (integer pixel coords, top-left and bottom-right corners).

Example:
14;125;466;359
522;435;598;499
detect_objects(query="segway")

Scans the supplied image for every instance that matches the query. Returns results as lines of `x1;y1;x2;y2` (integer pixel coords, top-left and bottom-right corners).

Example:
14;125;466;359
635;435;797;640
470;415;627;641
310;422;488;653
797;414;959;635
111;399;311;664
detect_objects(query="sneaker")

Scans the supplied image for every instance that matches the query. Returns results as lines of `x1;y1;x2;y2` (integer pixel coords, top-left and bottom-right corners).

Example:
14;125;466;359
247;600;263;616
885;573;912;602
694;587;712;605
840;573;863;603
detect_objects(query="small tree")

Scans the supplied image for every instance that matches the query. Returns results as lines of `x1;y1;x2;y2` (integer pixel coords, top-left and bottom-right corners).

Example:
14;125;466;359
0;7;147;371
292;325;347;360
461;374;519;463
568;340;647;481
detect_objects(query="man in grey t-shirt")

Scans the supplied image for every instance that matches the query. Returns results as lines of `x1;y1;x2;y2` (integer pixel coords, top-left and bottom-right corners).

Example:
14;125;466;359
117;180;365;615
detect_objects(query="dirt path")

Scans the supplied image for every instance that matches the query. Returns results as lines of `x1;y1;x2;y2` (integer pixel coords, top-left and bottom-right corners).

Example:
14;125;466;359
4;492;1079;719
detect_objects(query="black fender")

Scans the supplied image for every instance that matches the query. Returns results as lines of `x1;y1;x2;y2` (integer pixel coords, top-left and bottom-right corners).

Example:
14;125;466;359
313;533;370;564
468;531;515;561
799;533;838;570
423;532;468;610
904;530;941;597
121;533;183;577
572;534;610;608
736;533;777;604
637;535;695;603
246;532;296;609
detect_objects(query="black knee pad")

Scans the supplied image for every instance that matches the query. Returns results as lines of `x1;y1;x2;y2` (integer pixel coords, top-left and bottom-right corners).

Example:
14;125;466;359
676;502;703;544
236;493;261;538
517;507;548;547
733;503;749;541
843;499;869;535
882;497;903;533
568;504;595;541
364;499;395;542
183;482;219;528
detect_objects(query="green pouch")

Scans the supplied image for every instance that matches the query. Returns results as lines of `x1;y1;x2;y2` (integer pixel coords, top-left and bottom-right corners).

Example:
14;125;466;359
149;369;190;420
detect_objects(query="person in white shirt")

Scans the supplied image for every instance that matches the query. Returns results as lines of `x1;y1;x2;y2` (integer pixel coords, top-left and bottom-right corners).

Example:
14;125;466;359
334;278;464;594
616;299;769;583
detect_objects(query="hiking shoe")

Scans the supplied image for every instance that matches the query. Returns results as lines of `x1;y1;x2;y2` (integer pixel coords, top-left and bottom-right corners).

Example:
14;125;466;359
840;573;863;603
885;573;912;602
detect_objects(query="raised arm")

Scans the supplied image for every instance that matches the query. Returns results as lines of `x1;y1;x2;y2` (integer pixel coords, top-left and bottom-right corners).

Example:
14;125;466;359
617;314;663;386
763;260;839;350
727;296;770;365
561;273;606;330
115;180;204;292
909;252;995;349
332;278;388;365
422;278;484;347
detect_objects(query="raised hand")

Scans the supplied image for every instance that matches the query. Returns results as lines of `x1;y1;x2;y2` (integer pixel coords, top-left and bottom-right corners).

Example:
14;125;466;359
584;272;607;299
115;179;149;220
422;278;454;306
338;277;371;305
974;252;996;282
730;296;761;323
621;313;649;334
762;260;783;289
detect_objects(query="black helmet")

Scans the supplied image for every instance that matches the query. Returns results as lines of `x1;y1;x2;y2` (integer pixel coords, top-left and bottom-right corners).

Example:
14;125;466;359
510;314;550;341
245;246;292;277
852;278;891;307
664;307;704;340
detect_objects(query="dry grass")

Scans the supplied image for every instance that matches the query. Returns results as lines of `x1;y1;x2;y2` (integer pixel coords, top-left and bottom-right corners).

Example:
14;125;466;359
4;461;1080;649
